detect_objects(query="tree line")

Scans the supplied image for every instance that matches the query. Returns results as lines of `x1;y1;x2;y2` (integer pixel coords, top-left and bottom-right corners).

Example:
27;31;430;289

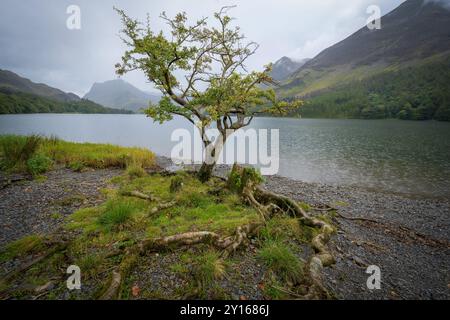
290;57;450;121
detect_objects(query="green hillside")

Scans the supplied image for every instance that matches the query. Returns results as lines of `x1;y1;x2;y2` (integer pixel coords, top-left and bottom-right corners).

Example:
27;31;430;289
290;55;450;121
0;88;132;114
277;0;450;121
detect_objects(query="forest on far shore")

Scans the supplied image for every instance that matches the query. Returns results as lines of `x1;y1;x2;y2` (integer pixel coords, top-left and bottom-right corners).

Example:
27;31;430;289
287;57;450;121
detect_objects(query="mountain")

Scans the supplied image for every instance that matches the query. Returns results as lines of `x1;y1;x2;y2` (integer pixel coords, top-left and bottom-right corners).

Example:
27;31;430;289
84;79;161;113
278;0;450;121
270;57;310;81
0;70;132;114
0;69;80;102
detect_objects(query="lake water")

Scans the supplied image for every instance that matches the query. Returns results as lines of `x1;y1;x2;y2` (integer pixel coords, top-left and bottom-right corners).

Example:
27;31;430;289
1;114;449;198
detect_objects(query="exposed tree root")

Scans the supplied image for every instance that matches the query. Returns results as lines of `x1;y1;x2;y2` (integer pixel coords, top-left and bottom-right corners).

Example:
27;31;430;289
228;164;336;299
0;234;71;300
99;249;138;300
254;187;308;219
122;190;159;201
149;200;177;215
2;167;339;300
138;222;262;258
1;239;69;285
99;271;122;300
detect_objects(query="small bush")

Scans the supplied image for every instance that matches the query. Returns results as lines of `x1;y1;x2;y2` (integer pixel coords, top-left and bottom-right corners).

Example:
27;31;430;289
98;200;139;230
258;240;303;283
26;154;53;176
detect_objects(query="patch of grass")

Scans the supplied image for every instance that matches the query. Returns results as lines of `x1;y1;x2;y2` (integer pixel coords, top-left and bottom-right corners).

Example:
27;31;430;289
66;207;102;233
258;240;303;283
0;234;44;261
0;135;156;173
262;277;289;300
191;250;226;288
76;253;105;279
126;164;147;179
0;135;42;172
50;212;63;219
26;153;53;176
41;139;155;169
169;262;189;275
98;200;142;231
68;161;85;172
54;194;86;206
114;172;260;238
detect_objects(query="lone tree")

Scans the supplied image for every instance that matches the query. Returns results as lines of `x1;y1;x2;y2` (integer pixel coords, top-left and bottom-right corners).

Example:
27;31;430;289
115;6;301;182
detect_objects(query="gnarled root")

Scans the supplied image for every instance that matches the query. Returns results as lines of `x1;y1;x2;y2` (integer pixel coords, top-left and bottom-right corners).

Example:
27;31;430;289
138;222;262;258
254;187;308;219
303;217;335;299
122;190;159;201
99;249;138;300
149;200;177;215
228;164;336;299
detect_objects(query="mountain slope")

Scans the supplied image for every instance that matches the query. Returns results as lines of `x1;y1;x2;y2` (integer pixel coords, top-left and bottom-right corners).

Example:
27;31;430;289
0;70;132;114
0;69;80;102
0;88;132;114
278;0;450;120
84;79;161;112
270;57;309;81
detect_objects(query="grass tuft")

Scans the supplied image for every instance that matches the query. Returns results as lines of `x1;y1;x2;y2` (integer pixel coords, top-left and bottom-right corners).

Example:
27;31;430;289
126;164;147;179
0;135;42;172
98;200;140;231
192;250;226;288
258;240;303;283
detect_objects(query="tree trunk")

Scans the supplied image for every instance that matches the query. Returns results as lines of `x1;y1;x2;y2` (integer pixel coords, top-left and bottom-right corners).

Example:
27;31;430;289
197;132;226;182
198;162;215;183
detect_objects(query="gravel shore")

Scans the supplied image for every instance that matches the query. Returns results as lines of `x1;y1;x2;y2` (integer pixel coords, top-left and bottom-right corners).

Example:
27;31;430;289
0;167;120;246
1;157;449;300
158;157;450;300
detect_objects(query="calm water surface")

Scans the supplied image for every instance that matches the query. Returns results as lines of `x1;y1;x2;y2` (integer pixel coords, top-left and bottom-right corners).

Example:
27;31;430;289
0;114;449;198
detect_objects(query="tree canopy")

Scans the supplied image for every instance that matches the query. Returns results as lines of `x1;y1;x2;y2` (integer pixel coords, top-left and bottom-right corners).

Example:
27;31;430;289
115;7;301;179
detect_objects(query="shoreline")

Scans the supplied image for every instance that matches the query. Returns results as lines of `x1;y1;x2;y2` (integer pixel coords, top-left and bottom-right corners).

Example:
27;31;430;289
158;156;450;299
0;155;449;299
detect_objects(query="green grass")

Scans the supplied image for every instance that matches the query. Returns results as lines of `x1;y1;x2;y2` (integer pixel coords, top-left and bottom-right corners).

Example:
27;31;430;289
0;234;44;262
125;164;147;179
0;168;323;300
0;134;43;173
0;135;156;174
258;240;303;283
97;199;143;231
113;172;259;238
191;250;226;287
76;253;106;279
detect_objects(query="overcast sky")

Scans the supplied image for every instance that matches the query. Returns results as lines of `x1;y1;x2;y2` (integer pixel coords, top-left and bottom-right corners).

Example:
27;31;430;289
0;0;407;96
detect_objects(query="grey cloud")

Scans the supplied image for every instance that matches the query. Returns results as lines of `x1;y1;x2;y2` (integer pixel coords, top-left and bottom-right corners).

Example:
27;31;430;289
0;0;406;96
